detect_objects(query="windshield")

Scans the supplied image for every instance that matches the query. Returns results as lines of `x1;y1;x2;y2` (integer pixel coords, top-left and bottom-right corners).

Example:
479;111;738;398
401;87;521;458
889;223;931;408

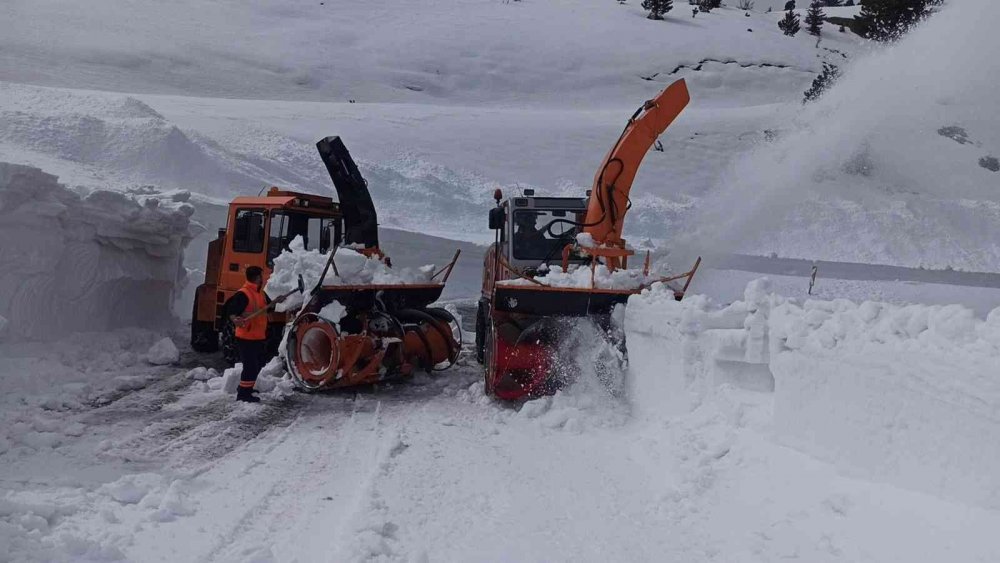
512;209;582;261
267;212;340;266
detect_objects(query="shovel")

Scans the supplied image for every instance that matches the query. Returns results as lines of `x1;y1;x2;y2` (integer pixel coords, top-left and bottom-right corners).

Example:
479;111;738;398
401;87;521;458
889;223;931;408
236;275;305;325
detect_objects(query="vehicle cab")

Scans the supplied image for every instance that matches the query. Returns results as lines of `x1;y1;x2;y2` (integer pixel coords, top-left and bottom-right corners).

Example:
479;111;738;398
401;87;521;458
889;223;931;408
485;189;589;279
190;187;342;360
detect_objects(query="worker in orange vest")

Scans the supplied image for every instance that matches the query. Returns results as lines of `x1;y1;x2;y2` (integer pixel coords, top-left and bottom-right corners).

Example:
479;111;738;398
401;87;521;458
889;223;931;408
226;266;285;403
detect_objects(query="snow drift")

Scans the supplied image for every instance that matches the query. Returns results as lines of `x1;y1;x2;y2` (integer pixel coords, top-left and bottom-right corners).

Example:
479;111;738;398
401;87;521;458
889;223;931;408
0;162;192;340
626;281;1000;510
689;0;1000;270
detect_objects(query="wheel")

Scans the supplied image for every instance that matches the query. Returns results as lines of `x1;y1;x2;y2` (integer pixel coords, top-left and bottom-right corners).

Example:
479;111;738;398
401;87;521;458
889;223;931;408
265;323;284;361
475;300;488;364
220;319;239;367
189;299;218;353
483;321;496;396
190;320;219;353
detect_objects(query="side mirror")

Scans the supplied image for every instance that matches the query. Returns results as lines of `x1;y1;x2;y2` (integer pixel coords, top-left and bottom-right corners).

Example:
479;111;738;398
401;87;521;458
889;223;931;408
488;208;505;230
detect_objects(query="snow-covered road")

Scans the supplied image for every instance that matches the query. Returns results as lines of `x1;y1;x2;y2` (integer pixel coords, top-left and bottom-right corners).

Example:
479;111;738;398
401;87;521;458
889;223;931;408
4;293;1000;562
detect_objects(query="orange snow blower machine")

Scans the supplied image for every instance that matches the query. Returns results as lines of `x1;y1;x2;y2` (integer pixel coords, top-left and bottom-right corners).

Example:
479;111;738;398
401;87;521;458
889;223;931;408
476;79;701;400
191;137;462;391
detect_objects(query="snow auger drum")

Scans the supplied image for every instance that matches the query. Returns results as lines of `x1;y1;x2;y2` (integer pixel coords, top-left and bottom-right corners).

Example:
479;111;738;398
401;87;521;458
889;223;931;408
285;285;461;391
484;285;630;400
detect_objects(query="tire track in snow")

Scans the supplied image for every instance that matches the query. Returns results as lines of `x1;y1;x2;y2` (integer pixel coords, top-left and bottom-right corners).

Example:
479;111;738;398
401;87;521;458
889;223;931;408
198;396;400;563
328;400;416;563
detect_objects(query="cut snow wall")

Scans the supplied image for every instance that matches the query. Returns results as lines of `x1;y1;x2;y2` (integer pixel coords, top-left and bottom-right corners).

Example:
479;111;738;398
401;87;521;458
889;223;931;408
0;163;192;340
626;280;774;418
626;281;1000;510
769;299;1000;510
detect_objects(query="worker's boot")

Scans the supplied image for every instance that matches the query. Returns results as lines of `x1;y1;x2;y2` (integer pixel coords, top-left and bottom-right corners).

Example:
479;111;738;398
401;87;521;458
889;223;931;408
236;387;260;403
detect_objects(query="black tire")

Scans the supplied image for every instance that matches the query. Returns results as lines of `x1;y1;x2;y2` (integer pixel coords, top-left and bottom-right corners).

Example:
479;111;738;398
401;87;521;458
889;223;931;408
190;298;219;353
475;300;488;364
483;321;495;396
221;320;238;367
191;321;219;353
265;323;284;361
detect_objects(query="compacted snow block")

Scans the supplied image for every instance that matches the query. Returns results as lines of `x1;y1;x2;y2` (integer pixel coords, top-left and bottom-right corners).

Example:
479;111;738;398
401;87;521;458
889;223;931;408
770;300;1000;510
0;163;192;340
626;281;776;417
146;337;180;365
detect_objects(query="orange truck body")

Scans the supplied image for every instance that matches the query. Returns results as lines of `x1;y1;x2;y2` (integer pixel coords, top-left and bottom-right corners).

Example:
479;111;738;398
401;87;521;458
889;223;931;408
191;188;342;357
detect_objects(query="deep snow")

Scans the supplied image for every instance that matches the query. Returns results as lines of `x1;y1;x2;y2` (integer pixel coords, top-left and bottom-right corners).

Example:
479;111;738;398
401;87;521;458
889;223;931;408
1;0;999;560
2;285;999;561
0;162;192;341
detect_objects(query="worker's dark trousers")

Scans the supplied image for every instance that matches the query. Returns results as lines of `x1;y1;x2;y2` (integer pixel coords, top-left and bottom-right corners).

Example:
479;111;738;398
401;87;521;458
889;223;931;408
236;338;268;389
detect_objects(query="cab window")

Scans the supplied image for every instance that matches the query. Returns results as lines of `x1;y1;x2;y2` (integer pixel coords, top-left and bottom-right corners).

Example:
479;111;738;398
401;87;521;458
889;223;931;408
512;209;580;261
267;212;340;266
232;208;265;253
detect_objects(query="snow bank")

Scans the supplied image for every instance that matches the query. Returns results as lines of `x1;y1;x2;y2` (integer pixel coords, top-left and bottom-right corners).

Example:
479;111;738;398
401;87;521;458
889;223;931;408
769;298;1000;510
626;280;774;417
0;163;192;340
625;280;1000;509
265;237;435;311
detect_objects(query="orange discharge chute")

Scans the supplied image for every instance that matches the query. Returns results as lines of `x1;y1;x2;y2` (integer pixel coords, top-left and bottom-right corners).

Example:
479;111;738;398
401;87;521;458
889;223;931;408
583;79;690;246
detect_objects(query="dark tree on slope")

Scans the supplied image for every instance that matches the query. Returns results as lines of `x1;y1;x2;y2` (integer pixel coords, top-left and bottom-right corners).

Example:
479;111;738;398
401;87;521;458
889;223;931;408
803;63;841;103
784;0;796;10
821;0;843;6
643;0;674;19
854;0;940;42
778;10;801;36
805;0;825;36
697;0;720;12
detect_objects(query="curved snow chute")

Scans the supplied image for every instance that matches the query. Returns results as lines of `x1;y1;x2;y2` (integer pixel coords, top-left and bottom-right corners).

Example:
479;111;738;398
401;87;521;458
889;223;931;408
316;136;380;250
583;79;690;247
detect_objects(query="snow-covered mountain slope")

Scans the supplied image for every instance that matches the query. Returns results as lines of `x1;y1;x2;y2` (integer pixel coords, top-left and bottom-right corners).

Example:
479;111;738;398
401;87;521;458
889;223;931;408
686;0;1000;270
0;0;856;106
3;0;997;274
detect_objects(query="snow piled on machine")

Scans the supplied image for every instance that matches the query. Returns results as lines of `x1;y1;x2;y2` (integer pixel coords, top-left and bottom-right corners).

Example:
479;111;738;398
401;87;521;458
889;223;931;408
0;162;192;340
499;263;659;291
626;279;1000;511
265;236;436;311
